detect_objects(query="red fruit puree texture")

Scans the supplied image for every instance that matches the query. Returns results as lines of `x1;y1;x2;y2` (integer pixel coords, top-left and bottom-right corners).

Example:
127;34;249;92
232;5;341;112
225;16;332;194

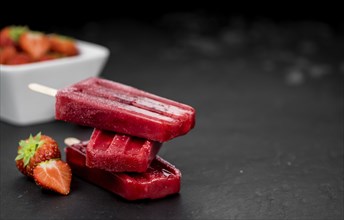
86;129;162;173
65;141;181;200
55;77;195;142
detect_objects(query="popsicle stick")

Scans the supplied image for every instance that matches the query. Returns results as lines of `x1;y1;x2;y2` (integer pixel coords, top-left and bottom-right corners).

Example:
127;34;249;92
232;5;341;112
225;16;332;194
28;83;57;97
64;137;81;146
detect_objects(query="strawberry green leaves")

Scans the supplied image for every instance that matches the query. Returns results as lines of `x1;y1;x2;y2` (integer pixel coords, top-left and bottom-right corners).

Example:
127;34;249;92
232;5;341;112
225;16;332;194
15;132;44;166
8;26;28;42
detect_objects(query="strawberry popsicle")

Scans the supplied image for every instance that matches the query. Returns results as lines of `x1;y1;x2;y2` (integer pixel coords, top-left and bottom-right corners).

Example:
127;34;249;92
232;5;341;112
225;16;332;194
86;129;161;172
55;77;195;142
65;141;181;200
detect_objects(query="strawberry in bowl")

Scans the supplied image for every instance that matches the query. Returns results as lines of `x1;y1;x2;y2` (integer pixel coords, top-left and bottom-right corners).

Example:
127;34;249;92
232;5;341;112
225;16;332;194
0;26;109;125
0;26;79;65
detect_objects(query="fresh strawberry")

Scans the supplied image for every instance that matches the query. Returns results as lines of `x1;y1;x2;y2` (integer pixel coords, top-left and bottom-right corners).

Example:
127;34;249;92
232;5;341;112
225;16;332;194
15;132;61;178
19;31;50;59
39;52;65;62
0;46;17;64
0;26;28;47
49;34;78;56
6;52;31;65
33;159;72;195
0;27;14;47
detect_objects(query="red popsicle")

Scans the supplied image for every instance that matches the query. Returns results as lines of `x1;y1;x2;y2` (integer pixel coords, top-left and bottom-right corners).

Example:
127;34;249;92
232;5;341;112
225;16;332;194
55;77;195;142
86;129;161;172
65;141;181;200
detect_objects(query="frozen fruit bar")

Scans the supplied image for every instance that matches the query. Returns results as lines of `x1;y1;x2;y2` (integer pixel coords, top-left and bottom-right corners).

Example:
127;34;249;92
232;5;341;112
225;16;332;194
56;77;195;142
65;141;181;200
86;129;161;172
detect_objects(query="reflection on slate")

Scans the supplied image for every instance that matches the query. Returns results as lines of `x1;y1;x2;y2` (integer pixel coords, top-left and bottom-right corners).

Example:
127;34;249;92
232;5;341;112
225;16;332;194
1;13;343;219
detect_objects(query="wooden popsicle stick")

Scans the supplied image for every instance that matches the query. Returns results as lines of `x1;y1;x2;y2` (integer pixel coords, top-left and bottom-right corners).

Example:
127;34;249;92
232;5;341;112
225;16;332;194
30;85;82;147
64;137;81;146
28;83;57;97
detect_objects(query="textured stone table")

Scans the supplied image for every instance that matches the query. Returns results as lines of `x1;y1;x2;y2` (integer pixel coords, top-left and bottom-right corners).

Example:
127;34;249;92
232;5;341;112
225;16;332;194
1;20;343;219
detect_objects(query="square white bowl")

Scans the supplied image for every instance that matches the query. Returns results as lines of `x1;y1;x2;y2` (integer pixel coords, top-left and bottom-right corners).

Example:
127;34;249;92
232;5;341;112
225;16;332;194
0;40;110;125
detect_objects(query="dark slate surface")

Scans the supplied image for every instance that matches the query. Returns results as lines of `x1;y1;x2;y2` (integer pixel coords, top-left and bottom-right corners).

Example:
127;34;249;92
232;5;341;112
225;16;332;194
1;20;343;219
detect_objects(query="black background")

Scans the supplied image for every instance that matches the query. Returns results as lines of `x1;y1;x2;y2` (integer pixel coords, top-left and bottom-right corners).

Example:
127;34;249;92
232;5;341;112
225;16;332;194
2;4;343;29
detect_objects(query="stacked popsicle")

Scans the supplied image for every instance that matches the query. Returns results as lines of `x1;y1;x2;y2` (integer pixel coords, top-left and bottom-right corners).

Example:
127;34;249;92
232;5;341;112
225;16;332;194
59;77;196;200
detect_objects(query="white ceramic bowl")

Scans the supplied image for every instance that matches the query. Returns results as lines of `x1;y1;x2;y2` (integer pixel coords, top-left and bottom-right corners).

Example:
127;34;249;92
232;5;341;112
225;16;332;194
0;40;110;125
